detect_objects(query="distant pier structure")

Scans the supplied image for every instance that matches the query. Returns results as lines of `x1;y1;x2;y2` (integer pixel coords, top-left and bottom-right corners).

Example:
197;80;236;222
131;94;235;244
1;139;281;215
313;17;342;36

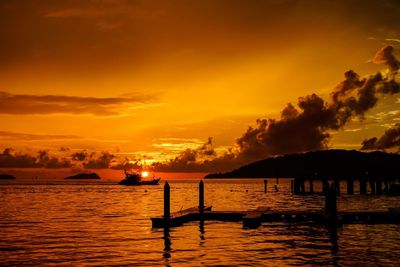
205;150;400;195
290;173;398;195
290;170;400;195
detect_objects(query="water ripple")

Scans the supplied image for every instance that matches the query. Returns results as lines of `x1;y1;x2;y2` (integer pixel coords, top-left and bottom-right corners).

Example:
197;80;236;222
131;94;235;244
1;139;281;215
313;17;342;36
1;179;400;266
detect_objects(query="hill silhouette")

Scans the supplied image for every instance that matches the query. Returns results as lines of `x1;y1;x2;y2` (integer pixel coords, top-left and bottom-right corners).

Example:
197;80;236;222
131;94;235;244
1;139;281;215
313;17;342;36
205;150;400;179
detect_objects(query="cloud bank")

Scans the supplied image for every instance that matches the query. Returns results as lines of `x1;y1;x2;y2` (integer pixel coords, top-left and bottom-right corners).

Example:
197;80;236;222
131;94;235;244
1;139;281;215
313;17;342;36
0;148;71;168
0;92;155;116
0;131;79;140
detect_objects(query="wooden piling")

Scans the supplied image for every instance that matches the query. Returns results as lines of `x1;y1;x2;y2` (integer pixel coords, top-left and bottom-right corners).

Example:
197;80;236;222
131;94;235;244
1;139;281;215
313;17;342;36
322;180;328;194
164;181;170;223
309;179;314;194
330;183;337;216
300;180;305;194
369;177;376;194
334;179;340;195
199;180;204;214
325;182;337;225
293;178;300;194
347;179;354;195
376;178;383;195
324;182;330;210
264;179;267;193
290;180;294;193
384;179;389;193
360;178;367;195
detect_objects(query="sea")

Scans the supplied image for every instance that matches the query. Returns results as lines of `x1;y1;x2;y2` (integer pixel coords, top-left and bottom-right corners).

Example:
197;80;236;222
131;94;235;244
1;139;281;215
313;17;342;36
1;178;400;266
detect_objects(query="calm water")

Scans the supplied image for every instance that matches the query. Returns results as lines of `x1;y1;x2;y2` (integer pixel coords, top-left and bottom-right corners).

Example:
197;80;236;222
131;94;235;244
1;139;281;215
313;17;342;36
1;179;400;266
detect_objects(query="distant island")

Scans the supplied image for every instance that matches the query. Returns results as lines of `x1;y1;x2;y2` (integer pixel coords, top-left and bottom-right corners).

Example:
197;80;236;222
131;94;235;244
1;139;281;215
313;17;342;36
205;149;400;179
64;173;101;180
0;174;16;180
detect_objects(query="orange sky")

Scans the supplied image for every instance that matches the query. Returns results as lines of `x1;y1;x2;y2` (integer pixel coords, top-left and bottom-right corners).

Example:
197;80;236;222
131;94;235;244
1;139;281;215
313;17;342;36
1;0;400;178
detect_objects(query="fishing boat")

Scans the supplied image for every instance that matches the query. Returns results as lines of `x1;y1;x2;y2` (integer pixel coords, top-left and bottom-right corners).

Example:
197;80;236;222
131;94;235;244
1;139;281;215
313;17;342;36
119;170;161;186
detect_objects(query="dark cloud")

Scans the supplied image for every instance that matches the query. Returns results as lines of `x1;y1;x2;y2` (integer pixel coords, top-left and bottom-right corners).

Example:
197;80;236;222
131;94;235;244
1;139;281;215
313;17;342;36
0;148;71;168
331;70;364;104
152;137;220;172
376;79;400;94
0;131;79;140
0;147;134;170
71;150;88;161
338;73;382;120
361;124;400;150
110;157;141;170
83;152;114;169
37;150;71;168
223;68;393;166
373;45;400;72
361;137;379;150
0;147;144;170
0;92;155;116
232;65;397;164
153;46;400;172
0;148;39;168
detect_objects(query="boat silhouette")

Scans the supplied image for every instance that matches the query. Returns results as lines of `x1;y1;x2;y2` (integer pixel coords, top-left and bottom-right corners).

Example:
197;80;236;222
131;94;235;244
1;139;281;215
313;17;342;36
119;170;161;186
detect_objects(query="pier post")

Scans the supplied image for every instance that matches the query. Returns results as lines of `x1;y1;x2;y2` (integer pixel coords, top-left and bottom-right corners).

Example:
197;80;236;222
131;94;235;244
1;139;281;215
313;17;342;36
330;183;337;216
369;177;376;194
334;179;340;195
290;180;294;193
389;178;394;190
384;178;389;193
322;180;329;194
309;179;314;194
300;179;306;194
164;181;170;223
264;179;268;193
199;180;204;215
376;177;383;195
360;178;367;195
347;179;354;195
325;182;337;225
293;178;300;194
324;182;329;210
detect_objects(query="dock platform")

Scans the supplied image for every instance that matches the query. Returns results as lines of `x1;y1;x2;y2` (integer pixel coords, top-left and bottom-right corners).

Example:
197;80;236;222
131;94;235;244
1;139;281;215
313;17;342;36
151;181;400;229
152;207;400;228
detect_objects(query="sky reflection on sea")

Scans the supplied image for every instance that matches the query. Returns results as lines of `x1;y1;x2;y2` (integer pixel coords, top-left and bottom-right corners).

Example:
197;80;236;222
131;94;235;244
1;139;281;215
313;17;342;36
1;179;400;266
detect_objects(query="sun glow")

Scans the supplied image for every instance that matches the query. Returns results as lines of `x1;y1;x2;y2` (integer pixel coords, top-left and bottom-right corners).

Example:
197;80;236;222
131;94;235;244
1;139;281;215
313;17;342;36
141;171;149;177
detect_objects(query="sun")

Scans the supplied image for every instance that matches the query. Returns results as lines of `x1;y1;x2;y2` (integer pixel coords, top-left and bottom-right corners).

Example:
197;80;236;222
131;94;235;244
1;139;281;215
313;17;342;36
141;171;149;177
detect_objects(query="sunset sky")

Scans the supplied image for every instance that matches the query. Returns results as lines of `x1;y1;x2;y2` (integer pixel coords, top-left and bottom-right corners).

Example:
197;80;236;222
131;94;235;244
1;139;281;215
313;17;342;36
1;0;400;178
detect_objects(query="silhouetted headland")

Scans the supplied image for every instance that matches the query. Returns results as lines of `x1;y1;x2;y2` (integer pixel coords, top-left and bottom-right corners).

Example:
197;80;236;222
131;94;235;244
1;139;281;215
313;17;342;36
205;149;400;179
64;173;100;180
0;174;16;180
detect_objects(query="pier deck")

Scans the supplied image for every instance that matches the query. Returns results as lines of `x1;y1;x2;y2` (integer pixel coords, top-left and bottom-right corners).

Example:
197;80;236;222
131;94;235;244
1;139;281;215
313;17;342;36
151;207;400;228
151;206;212;228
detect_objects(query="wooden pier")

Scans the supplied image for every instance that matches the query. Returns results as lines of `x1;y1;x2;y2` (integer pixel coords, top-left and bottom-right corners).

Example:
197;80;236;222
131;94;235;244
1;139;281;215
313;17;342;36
290;176;399;196
151;180;400;229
